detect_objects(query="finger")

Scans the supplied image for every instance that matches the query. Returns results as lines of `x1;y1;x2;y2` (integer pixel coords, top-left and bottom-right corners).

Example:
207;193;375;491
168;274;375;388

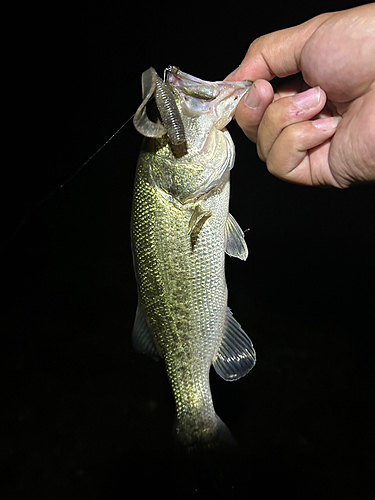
226;13;333;82
273;74;305;100
273;80;335;120
257;86;326;161
266;117;342;186
234;79;274;142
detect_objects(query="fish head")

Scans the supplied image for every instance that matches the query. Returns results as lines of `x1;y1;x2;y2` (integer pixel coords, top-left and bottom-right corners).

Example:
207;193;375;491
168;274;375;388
134;67;252;204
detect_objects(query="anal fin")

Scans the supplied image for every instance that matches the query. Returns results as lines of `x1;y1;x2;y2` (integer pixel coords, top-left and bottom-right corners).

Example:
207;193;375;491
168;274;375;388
213;308;256;381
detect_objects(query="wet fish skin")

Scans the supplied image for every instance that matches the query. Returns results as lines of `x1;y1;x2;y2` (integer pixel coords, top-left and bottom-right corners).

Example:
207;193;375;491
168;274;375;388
131;67;256;448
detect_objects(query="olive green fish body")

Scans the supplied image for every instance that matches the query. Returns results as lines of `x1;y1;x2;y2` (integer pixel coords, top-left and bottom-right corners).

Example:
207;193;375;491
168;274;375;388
131;67;256;447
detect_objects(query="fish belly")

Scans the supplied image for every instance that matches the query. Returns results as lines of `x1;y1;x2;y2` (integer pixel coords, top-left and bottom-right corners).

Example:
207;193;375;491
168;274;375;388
132;153;230;445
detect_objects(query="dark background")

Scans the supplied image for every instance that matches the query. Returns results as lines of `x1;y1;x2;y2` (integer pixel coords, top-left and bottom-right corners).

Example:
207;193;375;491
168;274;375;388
2;1;374;499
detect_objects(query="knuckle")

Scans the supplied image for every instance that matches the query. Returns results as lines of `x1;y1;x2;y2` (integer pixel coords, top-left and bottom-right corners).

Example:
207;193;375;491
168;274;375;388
263;98;290;129
284;124;309;149
246;36;263;54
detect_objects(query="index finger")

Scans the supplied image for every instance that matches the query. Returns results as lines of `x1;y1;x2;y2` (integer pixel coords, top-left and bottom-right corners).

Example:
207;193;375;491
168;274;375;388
227;12;334;82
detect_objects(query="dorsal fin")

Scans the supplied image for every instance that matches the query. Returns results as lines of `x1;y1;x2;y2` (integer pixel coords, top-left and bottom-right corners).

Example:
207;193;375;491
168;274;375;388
213;308;256;381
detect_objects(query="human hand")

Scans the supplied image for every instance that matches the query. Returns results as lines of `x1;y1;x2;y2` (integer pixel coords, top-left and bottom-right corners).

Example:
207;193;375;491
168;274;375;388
227;4;375;188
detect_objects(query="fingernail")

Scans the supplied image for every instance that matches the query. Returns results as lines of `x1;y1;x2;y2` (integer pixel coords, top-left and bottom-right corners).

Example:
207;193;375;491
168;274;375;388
313;116;341;131
292;87;321;109
244;84;261;110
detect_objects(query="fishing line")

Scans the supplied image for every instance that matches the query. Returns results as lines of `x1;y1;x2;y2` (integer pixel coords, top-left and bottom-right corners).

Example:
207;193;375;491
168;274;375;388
5;113;135;245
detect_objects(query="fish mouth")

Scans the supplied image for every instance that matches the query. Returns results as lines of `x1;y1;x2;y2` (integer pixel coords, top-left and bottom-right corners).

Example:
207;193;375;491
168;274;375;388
165;65;252;129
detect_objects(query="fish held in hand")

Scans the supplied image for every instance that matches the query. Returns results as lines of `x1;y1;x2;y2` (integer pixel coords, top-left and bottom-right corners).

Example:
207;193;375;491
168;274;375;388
131;66;255;450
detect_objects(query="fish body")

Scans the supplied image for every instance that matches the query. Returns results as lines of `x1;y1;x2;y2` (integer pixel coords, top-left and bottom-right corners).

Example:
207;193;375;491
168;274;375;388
131;67;255;448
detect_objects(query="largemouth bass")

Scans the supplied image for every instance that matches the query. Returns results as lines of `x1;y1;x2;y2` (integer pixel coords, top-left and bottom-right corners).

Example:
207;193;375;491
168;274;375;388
131;66;256;449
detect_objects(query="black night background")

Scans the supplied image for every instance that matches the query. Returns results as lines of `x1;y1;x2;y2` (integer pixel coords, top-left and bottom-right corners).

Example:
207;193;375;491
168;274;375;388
2;1;374;498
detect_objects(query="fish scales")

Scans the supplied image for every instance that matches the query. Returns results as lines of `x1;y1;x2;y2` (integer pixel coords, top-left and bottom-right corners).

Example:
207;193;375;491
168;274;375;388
131;66;256;448
133;158;229;433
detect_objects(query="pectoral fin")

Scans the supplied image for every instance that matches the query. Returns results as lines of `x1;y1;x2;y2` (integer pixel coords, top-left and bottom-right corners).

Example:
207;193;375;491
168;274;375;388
132;302;161;361
188;205;211;250
213;308;256;381
225;213;248;260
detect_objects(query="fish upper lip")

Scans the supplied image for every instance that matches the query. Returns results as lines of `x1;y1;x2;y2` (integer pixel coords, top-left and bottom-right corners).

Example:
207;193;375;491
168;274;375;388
165;65;252;102
165;66;252;128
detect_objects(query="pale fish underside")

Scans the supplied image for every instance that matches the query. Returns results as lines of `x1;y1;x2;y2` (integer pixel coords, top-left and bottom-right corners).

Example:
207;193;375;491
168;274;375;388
131;66;256;449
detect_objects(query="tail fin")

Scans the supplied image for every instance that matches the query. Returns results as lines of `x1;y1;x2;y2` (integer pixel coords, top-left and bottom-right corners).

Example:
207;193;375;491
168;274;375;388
172;415;241;497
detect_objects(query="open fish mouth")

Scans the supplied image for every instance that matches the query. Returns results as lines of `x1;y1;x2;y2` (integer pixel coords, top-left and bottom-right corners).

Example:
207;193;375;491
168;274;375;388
133;66;252;158
165;65;252;129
